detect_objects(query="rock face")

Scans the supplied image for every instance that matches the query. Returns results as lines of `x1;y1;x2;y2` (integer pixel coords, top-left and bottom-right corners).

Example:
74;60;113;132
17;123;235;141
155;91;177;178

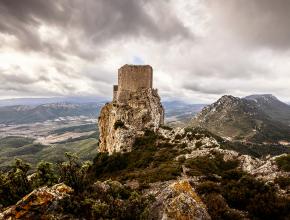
98;65;164;154
0;183;73;219
147;179;211;220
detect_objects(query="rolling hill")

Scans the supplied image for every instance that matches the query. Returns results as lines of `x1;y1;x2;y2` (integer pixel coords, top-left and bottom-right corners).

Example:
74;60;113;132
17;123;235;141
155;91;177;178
0;136;98;171
0;103;103;124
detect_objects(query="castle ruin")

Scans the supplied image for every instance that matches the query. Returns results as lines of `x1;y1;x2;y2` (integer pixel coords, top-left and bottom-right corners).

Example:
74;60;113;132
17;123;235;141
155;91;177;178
113;65;153;102
98;64;164;154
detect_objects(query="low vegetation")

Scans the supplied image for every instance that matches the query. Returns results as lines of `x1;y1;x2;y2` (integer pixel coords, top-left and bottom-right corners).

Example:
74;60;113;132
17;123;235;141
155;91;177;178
0;136;98;171
196;168;290;220
92;130;182;183
275;154;290;172
0;129;289;219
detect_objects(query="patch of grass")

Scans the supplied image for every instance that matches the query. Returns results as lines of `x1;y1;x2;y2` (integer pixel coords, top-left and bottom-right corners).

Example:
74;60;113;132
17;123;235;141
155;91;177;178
0;138;98;171
185;153;239;177
50;124;97;135
275;154;290;172
0;136;34;148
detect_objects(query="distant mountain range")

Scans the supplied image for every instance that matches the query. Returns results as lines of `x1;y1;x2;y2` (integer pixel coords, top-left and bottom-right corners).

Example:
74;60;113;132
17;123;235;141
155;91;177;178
162;101;205;125
191;94;290;143
0;96;108;107
0;97;204;125
0;103;103;124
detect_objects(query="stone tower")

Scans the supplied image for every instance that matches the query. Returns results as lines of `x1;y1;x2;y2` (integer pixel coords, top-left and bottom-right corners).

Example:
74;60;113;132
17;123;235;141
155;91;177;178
98;64;164;154
114;65;153;102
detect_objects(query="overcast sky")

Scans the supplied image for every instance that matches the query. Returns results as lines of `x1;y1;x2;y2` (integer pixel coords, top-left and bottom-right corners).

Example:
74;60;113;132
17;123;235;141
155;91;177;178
0;0;290;103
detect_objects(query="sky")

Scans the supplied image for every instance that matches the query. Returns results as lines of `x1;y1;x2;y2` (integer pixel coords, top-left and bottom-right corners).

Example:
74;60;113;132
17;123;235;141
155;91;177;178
0;0;290;104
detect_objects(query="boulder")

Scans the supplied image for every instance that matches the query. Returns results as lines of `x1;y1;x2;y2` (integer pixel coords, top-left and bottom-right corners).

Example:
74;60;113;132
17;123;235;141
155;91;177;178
147;179;211;220
0;183;73;219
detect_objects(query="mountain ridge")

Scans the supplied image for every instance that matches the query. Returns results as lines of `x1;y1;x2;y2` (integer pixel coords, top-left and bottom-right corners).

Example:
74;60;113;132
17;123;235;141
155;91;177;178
244;94;290;125
191;94;290;143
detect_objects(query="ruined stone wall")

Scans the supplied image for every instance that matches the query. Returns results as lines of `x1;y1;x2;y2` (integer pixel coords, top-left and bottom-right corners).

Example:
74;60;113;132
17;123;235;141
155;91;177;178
113;85;118;101
118;65;153;92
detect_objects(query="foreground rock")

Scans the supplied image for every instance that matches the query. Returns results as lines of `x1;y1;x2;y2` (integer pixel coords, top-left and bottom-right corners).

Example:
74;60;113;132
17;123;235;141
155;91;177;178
0;183;73;219
147;179;211;220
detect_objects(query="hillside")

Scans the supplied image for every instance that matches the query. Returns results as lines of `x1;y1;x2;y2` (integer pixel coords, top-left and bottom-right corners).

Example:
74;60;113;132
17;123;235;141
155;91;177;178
191;95;290;143
1;127;289;219
0;135;98;171
245;94;290;125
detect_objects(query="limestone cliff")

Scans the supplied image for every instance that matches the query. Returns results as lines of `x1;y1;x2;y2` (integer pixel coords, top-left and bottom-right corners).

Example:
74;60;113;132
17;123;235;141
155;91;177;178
98;88;164;154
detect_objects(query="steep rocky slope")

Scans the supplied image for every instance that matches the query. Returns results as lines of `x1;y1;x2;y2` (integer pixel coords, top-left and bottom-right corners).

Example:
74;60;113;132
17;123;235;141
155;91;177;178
191;95;290;143
245;94;290;125
98;88;164;154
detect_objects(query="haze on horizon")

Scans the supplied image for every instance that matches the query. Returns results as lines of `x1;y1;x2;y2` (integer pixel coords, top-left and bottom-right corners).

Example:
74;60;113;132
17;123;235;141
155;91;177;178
0;0;290;103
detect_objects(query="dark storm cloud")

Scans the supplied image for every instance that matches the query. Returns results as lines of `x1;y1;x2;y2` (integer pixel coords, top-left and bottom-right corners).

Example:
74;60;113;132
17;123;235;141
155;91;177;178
0;0;67;50
0;0;191;59
208;0;290;49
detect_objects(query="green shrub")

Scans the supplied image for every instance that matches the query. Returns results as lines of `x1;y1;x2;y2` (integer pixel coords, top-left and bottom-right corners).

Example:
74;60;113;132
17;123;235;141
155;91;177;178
202;193;245;220
185;153;239;176
59;152;92;192
114;120;125;129
221;175;290;219
32;161;58;188
274;176;290;189
60;181;154;219
275;154;290;172
196;181;221;194
0;159;31;207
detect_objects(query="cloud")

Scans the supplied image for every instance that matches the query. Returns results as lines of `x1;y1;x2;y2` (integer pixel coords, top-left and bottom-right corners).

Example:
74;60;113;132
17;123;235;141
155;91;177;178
0;0;191;60
0;0;290;103
207;0;290;49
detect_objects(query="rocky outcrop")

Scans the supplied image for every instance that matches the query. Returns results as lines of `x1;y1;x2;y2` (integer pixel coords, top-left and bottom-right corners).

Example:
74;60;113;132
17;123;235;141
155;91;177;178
159;127;289;182
98;88;164;154
147;179;211;220
0;183;73;219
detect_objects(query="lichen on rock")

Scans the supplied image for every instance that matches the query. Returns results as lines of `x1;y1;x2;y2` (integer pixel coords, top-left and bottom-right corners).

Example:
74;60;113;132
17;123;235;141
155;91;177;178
146;179;211;220
0;183;73;219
